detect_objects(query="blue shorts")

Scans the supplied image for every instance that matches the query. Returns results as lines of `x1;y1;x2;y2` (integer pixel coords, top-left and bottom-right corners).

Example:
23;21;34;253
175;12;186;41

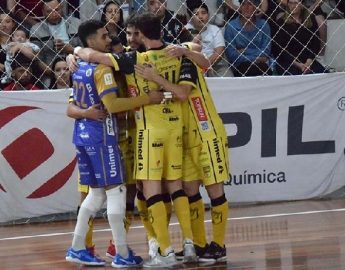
76;144;125;187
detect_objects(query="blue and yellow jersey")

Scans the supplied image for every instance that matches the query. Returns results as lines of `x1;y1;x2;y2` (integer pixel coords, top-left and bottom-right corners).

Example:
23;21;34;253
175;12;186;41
71;61;119;146
178;58;226;141
107;44;184;130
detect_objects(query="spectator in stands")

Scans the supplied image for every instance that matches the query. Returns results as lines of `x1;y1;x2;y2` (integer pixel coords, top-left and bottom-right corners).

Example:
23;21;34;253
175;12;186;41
49;57;71;89
30;0;81;67
273;0;328;75
3;52;41;90
78;0;104;22
224;0;269;21
2;27;40;84
101;0;126;45
7;0;43;29
146;0;193;44
186;1;232;77
224;0;273;76
0;9;17;88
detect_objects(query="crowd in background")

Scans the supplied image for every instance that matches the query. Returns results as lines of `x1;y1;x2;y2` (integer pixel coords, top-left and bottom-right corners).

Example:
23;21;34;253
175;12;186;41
0;0;344;90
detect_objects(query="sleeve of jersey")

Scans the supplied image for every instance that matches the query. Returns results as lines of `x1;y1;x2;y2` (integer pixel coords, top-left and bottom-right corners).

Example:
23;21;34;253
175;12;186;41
94;65;150;113
107;52;135;74
178;57;198;88
68;90;75;104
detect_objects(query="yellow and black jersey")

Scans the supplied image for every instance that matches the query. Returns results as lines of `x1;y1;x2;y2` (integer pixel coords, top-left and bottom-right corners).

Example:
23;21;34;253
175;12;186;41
178;58;226;142
107;43;185;130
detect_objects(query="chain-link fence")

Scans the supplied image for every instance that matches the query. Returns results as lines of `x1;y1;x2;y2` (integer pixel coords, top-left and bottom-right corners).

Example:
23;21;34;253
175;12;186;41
1;0;345;90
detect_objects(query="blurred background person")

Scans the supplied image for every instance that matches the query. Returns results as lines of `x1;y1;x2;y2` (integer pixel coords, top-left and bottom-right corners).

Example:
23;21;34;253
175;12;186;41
224;0;273;76
273;0;328;75
49;57;71;89
101;0;126;45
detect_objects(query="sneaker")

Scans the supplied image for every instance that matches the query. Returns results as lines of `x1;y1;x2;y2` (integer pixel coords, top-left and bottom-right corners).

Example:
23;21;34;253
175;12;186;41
182;239;197;263
106;240;116;258
111;248;143;268
86;245;95;256
65;247;106;266
143;250;179;268
148;238;159;259
175;243;208;261
198;241;227;262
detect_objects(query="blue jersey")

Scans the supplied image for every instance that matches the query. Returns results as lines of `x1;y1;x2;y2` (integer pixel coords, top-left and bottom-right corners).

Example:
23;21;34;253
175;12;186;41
72;61;119;146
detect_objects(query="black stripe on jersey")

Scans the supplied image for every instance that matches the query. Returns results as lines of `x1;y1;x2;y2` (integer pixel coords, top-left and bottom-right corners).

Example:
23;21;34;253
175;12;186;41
220;136;230;178
133;67;147;129
206;140;219;183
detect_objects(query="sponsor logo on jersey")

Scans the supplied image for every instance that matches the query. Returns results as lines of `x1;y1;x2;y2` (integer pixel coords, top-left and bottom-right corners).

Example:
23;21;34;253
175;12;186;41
106;115;115;136
213;138;223;164
200;121;210;131
86;69;92;77
169;116;179;122
162;107;172;114
171;164;182;170
138;130;144;160
127;85;138;97
108;145;117;177
192;97;208;121
104;73;113;85
138;162;143;170
152;142;163;148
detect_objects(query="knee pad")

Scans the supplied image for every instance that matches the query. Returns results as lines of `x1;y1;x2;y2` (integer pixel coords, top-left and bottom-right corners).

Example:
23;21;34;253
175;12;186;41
106;185;126;215
81;188;106;213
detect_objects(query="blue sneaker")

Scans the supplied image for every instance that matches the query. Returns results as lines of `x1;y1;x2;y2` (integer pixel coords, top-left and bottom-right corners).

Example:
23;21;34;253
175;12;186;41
65;247;106;266
111;248;143;268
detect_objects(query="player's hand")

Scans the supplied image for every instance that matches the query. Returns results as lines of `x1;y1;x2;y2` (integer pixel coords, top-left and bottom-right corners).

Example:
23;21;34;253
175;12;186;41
134;64;158;81
75;48;95;62
166;44;187;58
66;54;79;72
83;104;107;121
147;90;164;104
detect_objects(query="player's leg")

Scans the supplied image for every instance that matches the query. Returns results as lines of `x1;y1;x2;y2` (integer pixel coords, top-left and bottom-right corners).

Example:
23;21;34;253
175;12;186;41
98;143;143;267
163;129;196;263
199;133;229;262
66;146;106;266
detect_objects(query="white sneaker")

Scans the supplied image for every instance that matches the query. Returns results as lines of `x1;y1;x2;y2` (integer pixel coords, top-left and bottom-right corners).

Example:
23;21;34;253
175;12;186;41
143;251;179;268
148;238;159;258
183;239;198;263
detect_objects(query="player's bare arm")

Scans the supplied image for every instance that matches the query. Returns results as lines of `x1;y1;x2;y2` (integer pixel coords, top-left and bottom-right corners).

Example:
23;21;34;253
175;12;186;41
66;103;107;121
75;47;113;67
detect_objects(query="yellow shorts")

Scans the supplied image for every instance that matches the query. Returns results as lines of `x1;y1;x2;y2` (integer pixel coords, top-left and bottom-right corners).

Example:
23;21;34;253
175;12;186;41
77;171;89;193
134;128;183;181
183;126;229;186
119;128;136;185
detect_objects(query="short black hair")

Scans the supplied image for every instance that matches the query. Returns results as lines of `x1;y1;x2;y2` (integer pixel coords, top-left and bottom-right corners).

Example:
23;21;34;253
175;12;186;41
125;13;137;29
134;12;161;40
186;1;209;17
78;20;106;47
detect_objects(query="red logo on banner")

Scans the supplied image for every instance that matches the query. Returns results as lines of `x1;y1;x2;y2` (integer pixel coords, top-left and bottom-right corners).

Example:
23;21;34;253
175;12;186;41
191;97;208;121
0;106;76;198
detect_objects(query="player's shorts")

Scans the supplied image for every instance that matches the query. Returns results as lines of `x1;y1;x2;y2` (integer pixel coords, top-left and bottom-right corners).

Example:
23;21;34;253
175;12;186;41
183;126;229;186
134;128;183;181
77;170;89;193
119;128;136;185
76;143;125;187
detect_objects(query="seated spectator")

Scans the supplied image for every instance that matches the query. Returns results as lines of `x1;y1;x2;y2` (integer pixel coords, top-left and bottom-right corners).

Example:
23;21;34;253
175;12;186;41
101;0;126;46
3;52;41;90
273;0;328;75
49;57;71;89
224;0;269;21
0;9;17;88
30;0;81;67
7;0;43;29
186;1;232;77
2;27;40;84
146;0;193;44
224;0;273;76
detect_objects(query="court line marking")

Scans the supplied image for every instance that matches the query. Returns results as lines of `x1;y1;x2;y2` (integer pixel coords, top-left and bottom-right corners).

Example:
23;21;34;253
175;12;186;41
1;207;345;241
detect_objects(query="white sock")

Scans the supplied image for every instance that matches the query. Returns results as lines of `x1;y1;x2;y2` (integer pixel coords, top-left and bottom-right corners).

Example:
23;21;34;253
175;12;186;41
72;188;106;250
106;185;128;258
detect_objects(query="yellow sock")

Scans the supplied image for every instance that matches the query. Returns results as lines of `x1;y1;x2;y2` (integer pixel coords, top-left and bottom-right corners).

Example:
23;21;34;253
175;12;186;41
85;217;94;248
162;193;172;226
125;203;134;233
136;191;156;240
171;190;193;241
147;195;171;255
211;195;228;247
189;193;207;247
